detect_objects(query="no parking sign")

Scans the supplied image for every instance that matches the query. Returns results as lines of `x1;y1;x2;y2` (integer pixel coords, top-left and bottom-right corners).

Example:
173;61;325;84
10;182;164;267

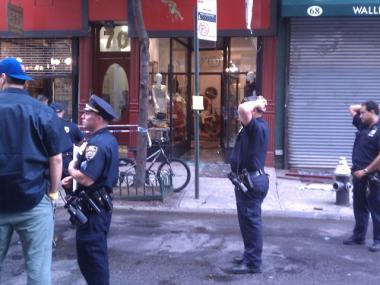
197;0;217;42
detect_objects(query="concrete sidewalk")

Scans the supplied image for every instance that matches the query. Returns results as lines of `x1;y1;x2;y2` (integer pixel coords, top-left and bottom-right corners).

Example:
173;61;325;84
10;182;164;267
114;162;354;221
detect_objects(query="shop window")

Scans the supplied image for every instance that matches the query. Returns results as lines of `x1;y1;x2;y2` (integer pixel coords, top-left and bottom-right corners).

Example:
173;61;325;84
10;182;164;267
148;38;189;143
0;38;74;118
102;64;129;119
230;37;257;73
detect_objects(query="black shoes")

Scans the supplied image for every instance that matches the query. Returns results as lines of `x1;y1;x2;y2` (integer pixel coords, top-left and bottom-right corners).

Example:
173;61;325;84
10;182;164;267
342;237;365;245
232;256;244;265
368;242;380;252
231;263;262;274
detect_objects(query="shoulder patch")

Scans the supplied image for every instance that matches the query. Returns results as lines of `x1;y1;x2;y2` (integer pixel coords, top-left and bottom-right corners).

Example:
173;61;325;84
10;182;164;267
85;145;98;161
64;126;70;133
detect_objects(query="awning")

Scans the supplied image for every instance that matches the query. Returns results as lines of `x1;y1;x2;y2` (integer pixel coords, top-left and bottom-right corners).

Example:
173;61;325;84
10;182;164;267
282;0;380;17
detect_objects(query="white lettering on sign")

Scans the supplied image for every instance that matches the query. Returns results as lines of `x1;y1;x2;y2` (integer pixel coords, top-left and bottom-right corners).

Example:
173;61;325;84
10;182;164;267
307;6;323;17
353;6;380;15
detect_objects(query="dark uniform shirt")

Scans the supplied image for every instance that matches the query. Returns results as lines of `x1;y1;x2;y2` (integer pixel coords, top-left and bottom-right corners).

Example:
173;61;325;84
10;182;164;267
352;114;380;171
77;127;119;192
230;117;269;173
62;119;84;152
0;88;71;212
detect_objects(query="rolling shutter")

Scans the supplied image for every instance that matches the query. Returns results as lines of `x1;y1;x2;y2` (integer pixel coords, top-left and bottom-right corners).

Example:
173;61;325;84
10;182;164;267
0;38;72;77
288;17;380;169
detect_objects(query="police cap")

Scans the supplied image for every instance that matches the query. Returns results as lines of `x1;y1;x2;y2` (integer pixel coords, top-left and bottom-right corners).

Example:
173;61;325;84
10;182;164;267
50;102;64;113
84;95;117;122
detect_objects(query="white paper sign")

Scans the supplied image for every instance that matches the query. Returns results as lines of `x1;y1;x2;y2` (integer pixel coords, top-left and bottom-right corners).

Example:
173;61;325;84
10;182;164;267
197;0;217;42
192;95;204;110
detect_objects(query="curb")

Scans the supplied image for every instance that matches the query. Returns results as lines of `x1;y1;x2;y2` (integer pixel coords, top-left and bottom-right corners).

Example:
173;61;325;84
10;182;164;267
112;204;354;221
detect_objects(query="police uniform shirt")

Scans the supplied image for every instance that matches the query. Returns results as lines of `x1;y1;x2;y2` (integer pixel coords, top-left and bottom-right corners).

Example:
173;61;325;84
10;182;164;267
230;117;269;173
0;88;72;212
61;119;84;152
77;127;119;192
352;114;380;170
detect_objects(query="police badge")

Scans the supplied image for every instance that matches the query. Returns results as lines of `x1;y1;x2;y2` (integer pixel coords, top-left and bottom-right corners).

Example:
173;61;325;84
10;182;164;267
85;145;98;161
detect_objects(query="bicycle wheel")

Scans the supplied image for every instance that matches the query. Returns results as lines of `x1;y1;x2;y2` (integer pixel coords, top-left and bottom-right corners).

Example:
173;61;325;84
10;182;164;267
157;158;191;192
119;158;136;187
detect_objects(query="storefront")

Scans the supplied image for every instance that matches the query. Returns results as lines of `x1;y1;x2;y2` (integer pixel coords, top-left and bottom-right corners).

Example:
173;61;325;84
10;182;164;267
0;0;277;166
127;0;278;165
280;0;380;169
0;1;87;119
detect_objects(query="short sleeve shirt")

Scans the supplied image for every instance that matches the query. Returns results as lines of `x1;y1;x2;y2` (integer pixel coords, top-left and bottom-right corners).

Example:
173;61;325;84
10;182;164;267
77;128;119;192
230;117;269;173
62;119;84;152
352;114;380;170
0;88;72;212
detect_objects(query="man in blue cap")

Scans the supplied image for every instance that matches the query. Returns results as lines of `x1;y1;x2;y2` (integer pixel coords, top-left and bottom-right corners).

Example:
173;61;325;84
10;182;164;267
0;57;71;284
62;94;119;285
50;102;84;179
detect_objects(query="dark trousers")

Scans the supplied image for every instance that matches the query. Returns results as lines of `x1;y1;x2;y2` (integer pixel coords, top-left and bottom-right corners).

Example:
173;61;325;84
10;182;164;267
352;177;380;242
234;174;269;268
76;209;112;285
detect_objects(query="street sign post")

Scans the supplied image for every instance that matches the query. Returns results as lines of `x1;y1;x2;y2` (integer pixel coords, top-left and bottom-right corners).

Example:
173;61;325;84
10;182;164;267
194;0;217;199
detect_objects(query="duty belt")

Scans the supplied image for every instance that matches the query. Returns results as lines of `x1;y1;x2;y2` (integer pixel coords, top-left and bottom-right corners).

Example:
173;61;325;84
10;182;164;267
248;169;265;177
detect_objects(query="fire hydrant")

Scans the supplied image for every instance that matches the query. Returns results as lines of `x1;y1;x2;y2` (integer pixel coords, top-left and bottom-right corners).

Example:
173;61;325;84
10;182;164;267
332;157;352;206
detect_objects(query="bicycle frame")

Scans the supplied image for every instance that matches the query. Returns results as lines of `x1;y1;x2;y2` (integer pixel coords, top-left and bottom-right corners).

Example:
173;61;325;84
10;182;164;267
128;139;172;173
145;142;171;172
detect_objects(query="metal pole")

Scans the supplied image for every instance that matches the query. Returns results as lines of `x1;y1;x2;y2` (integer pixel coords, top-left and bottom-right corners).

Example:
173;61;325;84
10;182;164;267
194;5;200;199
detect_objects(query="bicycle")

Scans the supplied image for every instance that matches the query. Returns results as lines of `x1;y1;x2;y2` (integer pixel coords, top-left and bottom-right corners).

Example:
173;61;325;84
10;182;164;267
118;136;191;192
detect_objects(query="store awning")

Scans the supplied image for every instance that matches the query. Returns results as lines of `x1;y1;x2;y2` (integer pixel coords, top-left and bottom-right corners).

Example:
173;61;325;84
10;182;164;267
282;0;380;17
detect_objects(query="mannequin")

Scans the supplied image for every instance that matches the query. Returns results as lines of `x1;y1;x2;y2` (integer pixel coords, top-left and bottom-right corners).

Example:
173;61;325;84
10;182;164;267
244;71;256;98
152;73;169;119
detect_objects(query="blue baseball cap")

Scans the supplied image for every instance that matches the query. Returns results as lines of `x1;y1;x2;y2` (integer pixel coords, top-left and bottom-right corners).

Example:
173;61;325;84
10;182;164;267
50;102;64;113
0;57;32;81
84;94;117;122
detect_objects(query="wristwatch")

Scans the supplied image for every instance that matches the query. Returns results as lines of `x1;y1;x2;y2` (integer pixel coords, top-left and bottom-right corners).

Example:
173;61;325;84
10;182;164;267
363;168;369;175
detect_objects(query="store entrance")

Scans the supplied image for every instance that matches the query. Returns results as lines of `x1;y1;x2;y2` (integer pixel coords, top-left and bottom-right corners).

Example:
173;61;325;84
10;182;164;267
199;74;222;149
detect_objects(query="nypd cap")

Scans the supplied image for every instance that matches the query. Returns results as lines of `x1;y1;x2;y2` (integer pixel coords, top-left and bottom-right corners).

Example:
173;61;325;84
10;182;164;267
84;94;117;122
0;57;32;81
50;102;64;113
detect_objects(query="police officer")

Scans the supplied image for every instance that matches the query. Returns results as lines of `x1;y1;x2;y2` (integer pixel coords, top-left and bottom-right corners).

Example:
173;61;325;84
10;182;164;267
50;102;84;178
62;95;119;284
229;96;269;274
344;101;380;252
0;57;71;284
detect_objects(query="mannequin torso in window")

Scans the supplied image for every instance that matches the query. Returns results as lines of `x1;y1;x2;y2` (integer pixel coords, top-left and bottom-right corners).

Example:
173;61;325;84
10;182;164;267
244;71;256;99
152;73;169;119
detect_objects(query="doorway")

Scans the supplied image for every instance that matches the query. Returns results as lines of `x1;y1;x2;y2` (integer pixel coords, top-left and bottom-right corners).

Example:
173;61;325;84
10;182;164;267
199;74;222;148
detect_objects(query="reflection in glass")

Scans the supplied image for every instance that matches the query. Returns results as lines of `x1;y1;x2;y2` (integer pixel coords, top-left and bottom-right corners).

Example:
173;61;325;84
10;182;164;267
102;64;129;119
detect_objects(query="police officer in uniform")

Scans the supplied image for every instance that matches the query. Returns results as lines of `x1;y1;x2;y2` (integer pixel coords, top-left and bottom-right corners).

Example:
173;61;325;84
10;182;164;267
50;102;84;178
62;95;119;284
344;101;380;252
229;96;269;274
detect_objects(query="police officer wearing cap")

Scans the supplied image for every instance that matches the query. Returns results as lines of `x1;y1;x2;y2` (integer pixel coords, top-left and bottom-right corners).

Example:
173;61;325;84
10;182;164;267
229;96;269;274
0;57;71;284
50;102;84;178
62;95;119;285
344;101;380;252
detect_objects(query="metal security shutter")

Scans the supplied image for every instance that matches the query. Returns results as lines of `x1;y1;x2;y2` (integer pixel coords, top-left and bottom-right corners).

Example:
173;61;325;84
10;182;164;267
0;39;72;77
288;18;380;169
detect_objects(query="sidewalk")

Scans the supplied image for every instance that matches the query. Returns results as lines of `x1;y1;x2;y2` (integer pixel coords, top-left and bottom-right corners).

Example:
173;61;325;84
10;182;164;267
114;162;354;221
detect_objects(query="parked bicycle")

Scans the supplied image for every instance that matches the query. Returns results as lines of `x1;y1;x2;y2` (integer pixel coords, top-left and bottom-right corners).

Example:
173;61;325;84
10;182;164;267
118;136;191;192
